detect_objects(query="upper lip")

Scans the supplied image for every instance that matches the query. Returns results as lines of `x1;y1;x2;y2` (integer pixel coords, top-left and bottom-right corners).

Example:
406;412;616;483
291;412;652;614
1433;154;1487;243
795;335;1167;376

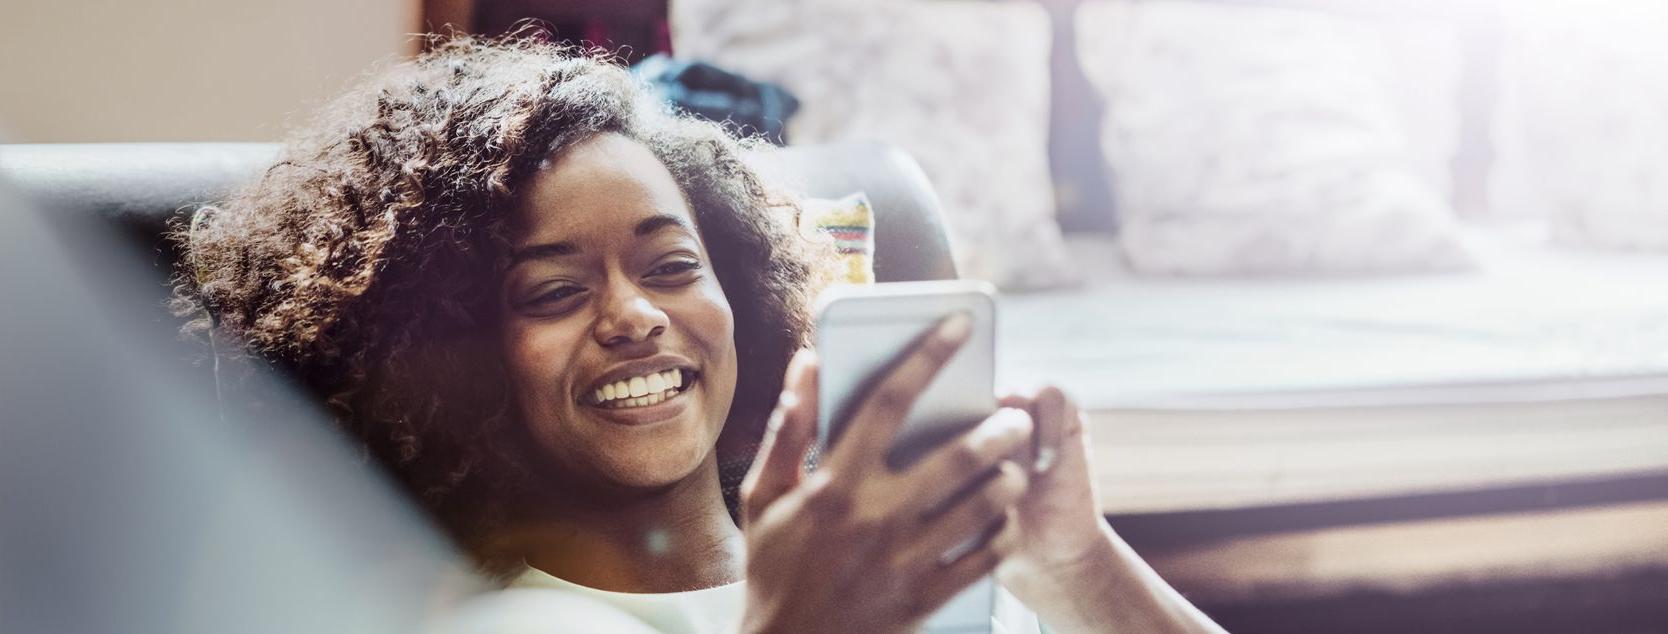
581;354;698;399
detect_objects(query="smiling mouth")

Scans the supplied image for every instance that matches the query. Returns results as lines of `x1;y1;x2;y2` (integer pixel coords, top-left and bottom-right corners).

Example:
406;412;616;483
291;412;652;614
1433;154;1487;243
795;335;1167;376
584;368;698;409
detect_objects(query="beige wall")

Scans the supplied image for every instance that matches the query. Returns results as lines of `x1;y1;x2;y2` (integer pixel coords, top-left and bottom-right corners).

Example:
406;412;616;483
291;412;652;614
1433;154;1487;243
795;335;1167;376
1;0;420;143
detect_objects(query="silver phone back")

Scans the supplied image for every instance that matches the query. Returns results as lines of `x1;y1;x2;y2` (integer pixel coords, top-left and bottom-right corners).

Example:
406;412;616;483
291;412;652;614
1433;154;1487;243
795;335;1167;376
814;280;997;467
814;280;1001;633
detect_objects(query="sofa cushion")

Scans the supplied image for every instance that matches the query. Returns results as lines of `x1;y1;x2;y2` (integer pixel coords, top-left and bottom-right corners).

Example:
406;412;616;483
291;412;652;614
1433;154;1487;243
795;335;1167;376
674;0;1080;289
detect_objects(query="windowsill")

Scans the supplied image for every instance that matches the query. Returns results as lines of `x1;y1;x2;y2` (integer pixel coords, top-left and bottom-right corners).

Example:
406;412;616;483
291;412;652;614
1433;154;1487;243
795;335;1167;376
1135;498;1668;606
1088;392;1668;518
1092;394;1668;601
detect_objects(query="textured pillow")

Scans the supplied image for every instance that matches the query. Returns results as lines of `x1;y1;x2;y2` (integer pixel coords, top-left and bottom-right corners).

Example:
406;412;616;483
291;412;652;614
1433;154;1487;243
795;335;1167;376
673;0;1079;289
1491;1;1668;250
798;192;877;285
1076;1;1475;275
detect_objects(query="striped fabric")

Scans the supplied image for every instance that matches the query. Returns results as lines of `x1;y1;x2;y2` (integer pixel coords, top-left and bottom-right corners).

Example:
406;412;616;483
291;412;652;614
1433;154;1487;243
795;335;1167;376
719;192;877;517
797;191;876;284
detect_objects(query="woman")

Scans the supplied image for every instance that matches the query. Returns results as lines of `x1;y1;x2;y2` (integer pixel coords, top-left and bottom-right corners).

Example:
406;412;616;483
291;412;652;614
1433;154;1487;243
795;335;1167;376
177;36;1222;633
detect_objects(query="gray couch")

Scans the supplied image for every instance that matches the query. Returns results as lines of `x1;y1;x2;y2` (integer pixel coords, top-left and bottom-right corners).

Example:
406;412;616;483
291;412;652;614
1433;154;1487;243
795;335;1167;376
0;141;959;293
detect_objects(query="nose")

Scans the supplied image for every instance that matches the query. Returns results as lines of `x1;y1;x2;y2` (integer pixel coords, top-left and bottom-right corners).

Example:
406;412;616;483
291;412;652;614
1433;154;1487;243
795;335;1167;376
593;280;669;348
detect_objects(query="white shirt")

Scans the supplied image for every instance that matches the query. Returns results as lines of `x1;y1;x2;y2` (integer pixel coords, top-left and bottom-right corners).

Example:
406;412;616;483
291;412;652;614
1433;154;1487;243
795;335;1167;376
509;566;745;634
503;566;1042;634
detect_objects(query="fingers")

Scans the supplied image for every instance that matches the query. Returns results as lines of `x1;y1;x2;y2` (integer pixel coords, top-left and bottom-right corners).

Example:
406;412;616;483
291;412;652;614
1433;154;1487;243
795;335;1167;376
891;460;1028;572
998;386;1076;475
825;313;973;472
907;506;1023;621
740;349;821;527
995;392;1034;410
1033;386;1069;475
893;408;1032;514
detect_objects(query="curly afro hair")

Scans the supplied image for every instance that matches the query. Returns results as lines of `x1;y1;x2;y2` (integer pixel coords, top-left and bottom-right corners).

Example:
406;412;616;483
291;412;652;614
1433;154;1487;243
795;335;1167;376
172;35;836;561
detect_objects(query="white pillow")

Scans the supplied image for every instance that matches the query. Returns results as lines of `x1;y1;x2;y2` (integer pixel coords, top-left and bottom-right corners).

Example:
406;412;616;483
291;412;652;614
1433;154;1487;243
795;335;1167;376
1076;1;1475;275
1491;1;1668;250
673;0;1079;289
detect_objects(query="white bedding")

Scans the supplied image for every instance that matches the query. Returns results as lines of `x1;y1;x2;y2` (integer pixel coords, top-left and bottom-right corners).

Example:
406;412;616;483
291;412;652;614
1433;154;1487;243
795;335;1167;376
997;226;1668;410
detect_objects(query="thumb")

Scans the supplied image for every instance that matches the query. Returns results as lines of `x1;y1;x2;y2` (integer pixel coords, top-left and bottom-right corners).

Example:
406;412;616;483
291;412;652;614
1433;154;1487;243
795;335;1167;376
740;348;820;528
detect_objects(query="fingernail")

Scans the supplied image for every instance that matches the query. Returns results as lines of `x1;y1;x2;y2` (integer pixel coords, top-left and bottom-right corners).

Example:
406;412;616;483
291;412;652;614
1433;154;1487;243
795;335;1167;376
778;390;799;410
939;311;972;341
1034;447;1057;475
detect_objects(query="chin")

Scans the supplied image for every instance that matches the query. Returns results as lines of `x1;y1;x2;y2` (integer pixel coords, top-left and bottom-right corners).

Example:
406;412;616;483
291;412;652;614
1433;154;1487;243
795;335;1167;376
525;393;727;493
570;395;726;491
596;444;714;490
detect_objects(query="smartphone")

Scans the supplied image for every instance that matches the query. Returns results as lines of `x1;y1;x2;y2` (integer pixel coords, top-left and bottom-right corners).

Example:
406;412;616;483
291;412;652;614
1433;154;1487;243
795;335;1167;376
814;280;1000;634
814;280;998;467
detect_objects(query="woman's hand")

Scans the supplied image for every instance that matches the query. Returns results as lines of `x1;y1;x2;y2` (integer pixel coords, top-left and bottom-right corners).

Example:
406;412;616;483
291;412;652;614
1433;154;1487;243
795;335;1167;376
736;316;1034;634
995;387;1109;577
995;387;1227;634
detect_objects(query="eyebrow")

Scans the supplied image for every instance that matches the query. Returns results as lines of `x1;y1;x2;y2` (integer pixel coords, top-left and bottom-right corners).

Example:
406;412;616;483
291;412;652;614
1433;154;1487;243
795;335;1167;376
634;214;692;238
509;214;694;265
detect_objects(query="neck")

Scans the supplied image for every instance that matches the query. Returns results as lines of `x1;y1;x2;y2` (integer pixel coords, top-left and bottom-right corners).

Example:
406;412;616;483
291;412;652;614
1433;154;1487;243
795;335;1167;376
500;453;745;593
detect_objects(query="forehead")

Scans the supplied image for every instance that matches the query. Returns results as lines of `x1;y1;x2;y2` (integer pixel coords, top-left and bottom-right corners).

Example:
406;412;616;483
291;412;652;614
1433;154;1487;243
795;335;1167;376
510;133;695;246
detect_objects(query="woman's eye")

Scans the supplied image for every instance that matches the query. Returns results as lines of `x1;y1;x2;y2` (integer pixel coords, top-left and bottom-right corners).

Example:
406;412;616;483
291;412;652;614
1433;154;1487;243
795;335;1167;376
648;259;702;278
525;285;585;309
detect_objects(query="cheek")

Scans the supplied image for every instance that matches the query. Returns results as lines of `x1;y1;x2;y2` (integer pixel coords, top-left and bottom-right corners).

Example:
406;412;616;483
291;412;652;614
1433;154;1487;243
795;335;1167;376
501;321;586;414
695;280;736;363
684;279;738;401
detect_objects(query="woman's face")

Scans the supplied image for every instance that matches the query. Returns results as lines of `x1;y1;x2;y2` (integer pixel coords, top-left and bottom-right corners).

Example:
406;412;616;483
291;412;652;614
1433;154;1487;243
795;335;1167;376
500;132;738;491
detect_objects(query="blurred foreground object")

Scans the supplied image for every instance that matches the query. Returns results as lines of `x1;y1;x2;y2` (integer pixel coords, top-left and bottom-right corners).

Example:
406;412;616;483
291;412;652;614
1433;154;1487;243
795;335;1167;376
0;173;474;632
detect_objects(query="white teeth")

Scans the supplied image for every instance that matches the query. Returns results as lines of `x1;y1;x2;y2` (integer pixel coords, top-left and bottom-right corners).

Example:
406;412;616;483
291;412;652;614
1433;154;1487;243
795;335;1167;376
597;387;682;409
591;370;693;406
